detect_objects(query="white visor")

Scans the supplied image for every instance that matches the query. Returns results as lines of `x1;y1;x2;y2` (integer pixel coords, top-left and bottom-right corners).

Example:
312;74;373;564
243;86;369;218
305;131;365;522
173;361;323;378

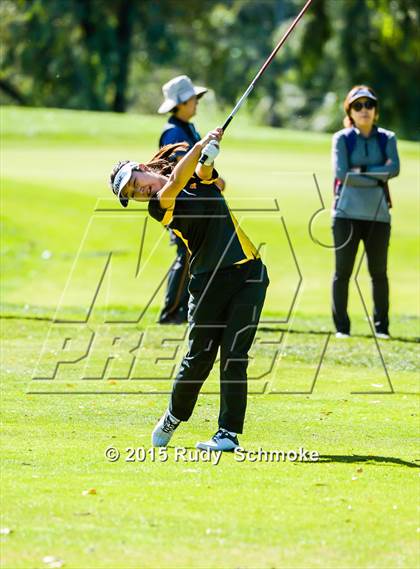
112;161;138;199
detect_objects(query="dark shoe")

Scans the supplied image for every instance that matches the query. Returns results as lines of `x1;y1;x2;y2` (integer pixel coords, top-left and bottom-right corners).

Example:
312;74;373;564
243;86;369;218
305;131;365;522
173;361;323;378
159;313;188;325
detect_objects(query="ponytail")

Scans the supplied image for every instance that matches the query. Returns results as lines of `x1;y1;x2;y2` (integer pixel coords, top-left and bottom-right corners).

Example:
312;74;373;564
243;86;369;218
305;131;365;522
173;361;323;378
145;142;190;176
343;115;353;128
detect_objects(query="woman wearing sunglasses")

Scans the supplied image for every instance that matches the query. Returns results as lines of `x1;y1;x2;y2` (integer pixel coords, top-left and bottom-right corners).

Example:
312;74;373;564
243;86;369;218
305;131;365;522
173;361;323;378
331;85;400;339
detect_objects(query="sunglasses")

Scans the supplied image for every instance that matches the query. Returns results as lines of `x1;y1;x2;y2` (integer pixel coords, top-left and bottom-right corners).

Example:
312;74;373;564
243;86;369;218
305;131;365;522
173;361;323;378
351;100;376;111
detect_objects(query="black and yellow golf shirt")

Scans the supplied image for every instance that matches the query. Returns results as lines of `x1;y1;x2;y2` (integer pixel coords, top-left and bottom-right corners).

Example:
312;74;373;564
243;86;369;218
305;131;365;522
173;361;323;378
148;172;259;275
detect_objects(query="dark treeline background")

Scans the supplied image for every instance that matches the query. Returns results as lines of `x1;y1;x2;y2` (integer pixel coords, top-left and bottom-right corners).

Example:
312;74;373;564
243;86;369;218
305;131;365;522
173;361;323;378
1;0;419;139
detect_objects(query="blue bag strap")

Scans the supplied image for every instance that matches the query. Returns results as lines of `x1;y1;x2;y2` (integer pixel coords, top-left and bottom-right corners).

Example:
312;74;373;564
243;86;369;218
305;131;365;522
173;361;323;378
333;128;355;198
376;130;388;161
342;127;358;155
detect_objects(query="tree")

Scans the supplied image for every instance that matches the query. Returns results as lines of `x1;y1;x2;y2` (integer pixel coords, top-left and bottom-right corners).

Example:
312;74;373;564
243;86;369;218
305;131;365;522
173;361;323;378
0;0;137;112
0;0;418;138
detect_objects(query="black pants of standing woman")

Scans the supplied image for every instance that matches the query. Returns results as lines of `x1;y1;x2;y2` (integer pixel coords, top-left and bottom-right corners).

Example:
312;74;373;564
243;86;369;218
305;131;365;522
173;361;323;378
332;217;391;335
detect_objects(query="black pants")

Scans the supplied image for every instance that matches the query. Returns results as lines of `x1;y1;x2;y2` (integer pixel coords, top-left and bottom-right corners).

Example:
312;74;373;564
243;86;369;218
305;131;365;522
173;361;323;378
159;233;190;324
169;259;269;433
332;218;391;335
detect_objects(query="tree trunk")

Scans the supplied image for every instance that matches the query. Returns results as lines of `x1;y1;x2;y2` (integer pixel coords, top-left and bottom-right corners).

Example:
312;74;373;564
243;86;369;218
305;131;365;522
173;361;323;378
112;0;135;113
0;79;27;105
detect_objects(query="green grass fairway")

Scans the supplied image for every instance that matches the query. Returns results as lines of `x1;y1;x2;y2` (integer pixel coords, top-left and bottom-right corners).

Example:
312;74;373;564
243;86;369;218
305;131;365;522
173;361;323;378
1;106;419;568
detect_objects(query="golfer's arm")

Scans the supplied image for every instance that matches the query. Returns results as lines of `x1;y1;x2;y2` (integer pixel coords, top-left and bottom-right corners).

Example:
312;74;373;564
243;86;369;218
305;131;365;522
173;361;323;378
215;177;226;191
159;143;203;209
195;163;214;180
195;165;226;192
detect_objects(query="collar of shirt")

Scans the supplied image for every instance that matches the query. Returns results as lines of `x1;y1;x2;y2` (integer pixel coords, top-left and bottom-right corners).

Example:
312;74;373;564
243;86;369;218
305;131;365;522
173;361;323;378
353;125;378;139
169;116;191;128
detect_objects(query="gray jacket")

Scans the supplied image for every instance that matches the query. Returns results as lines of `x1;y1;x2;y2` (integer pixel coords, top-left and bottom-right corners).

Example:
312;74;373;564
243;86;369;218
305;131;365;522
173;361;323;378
332;126;400;222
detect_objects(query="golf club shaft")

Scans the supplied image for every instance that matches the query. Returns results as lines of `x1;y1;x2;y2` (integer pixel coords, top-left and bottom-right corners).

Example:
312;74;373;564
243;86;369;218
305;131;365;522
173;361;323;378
199;0;313;163
222;0;313;131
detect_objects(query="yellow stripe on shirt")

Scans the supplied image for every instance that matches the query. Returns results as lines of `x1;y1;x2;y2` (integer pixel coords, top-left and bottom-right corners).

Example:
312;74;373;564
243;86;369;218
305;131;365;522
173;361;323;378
198;177;218;185
229;211;259;261
162;207;174;226
172;228;192;256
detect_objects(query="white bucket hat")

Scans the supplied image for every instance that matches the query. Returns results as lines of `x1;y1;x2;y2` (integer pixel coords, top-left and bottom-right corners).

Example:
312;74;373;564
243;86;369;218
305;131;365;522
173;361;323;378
158;75;208;114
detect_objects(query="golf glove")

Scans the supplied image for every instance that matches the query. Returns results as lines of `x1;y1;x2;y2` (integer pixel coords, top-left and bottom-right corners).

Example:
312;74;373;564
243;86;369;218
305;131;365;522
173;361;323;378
200;140;220;166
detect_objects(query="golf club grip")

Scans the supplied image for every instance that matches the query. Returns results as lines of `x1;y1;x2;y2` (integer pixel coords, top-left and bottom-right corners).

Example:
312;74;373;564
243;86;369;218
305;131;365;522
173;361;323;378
222;116;234;131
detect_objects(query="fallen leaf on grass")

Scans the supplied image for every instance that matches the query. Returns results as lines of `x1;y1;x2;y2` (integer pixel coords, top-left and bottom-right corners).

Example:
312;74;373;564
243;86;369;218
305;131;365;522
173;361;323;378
82;488;97;496
206;528;222;535
42;556;64;567
356;467;363;473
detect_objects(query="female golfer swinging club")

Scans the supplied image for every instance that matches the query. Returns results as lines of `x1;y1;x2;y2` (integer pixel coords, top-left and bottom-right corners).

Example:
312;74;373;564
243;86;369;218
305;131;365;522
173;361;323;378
109;129;269;451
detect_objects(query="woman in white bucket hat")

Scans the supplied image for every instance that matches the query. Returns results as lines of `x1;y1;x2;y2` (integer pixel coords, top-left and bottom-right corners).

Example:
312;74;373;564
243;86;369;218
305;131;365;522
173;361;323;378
157;75;208;115
157;76;224;325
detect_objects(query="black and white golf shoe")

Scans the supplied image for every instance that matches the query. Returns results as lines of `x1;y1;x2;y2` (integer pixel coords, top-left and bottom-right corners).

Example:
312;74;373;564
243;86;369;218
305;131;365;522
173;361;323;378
151;410;180;447
196;428;239;452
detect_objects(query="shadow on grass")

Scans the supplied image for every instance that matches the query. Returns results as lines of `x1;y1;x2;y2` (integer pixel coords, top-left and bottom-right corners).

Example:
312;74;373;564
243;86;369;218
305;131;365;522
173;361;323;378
258;327;420;344
171;449;420;468
317;454;420;468
1;314;419;344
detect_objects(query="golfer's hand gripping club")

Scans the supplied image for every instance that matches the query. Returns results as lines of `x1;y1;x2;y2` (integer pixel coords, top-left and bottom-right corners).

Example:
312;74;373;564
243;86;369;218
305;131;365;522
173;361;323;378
199;140;220;166
198;127;223;165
